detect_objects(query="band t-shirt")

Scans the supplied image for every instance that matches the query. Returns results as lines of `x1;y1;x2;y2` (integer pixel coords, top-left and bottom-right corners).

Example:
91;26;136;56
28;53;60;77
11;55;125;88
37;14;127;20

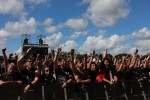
21;67;37;84
55;67;73;84
40;74;56;83
0;72;22;81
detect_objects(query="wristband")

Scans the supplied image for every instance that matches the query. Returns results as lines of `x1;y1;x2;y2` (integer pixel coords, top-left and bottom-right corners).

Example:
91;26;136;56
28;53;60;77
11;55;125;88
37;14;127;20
29;83;33;87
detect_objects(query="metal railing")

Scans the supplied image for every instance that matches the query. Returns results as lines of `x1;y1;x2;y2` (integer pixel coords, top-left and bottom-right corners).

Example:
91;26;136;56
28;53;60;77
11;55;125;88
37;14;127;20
0;81;149;100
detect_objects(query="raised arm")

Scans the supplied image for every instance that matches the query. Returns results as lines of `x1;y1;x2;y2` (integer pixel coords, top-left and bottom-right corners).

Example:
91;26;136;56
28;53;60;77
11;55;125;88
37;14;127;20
117;56;126;72
95;52;101;65
2;48;8;68
83;53;87;69
129;48;139;69
103;48;107;59
74;53;77;64
137;54;142;67
69;49;78;74
42;54;49;66
17;48;32;71
129;55;137;69
35;54;40;68
134;48;138;55
51;48;55;60
144;55;150;68
53;46;62;70
87;49;95;69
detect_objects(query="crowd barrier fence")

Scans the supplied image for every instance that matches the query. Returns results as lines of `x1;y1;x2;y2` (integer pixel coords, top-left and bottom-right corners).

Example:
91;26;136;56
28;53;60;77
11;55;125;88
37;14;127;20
0;81;150;100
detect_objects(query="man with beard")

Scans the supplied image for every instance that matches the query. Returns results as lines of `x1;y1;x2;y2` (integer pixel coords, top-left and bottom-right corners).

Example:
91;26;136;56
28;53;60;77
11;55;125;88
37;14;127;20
53;47;73;88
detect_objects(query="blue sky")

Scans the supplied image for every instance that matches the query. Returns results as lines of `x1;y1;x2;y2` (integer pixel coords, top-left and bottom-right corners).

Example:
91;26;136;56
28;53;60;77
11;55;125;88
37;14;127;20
0;0;150;55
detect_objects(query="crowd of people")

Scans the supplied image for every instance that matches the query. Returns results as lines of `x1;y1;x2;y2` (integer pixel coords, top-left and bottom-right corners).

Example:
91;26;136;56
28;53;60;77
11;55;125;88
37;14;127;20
0;47;149;94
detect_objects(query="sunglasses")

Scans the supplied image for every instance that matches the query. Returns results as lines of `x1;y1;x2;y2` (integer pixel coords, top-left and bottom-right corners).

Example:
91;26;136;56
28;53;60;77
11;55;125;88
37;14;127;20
45;69;50;72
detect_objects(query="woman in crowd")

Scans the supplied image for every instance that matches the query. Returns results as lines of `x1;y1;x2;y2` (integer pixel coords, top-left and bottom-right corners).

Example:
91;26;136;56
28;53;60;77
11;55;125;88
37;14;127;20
0;48;22;86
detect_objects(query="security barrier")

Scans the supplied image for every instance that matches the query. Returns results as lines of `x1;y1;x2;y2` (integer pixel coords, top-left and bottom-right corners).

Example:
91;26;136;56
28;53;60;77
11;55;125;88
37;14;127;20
0;81;149;100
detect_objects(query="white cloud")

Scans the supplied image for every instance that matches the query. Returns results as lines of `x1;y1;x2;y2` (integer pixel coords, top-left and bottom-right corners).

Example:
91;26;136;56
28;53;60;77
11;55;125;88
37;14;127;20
0;0;24;15
45;32;63;48
81;0;91;4
0;29;10;38
134;40;150;51
0;0;50;16
0;17;37;49
45;23;64;33
15;47;22;56
44;18;53;26
45;26;58;33
111;44;134;55
0;39;7;49
132;27;150;39
70;31;88;39
85;0;129;27
0;17;37;39
70;32;82;39
82;31;88;35
98;29;106;35
65;18;88;30
80;34;127;54
130;27;150;54
61;40;78;52
26;0;48;5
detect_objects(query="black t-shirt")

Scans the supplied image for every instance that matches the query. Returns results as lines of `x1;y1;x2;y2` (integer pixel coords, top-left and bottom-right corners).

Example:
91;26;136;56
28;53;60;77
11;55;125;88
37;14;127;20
144;67;150;80
75;69;91;93
0;68;5;76
40;74;56;83
55;67;73;84
21;67;37;84
77;69;90;80
117;71;128;81
127;68;139;80
89;70;98;82
104;67;117;80
0;72;22;81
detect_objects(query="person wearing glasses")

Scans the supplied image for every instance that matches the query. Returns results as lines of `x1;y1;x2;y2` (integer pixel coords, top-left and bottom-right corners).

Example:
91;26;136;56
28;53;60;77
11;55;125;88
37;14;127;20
17;48;40;94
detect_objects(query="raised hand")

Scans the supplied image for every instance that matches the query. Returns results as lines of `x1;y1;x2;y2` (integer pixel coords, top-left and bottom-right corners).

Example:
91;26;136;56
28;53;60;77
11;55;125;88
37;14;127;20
134;48;138;55
45;54;49;61
2;47;6;53
58;46;62;53
71;49;75;56
37;54;40;58
26;47;32;54
92;49;95;56
51;48;55;53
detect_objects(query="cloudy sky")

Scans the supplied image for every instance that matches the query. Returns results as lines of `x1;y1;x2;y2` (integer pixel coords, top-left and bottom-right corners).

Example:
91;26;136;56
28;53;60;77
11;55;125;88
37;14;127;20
0;0;150;55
